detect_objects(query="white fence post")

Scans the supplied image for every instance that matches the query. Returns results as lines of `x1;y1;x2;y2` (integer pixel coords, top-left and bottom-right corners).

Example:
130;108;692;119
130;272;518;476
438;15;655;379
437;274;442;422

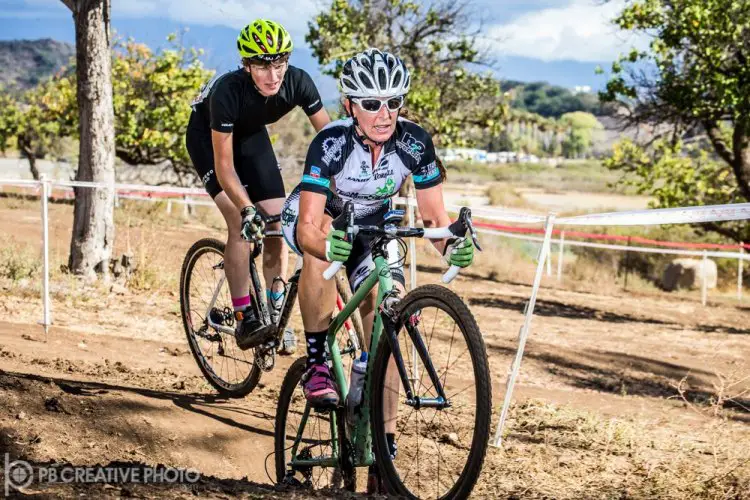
545;235;552;277
738;243;744;302
166;199;172;215
407;196;420;385
557;230;565;282
408;198;416;291
701;249;708;307
40;175;51;334
493;213;556;447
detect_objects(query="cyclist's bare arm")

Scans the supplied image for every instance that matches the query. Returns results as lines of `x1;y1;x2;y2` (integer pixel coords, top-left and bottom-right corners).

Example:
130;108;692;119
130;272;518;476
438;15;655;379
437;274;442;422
415;183;453;253
297;190;330;260
212;129;252;210
308;108;331;132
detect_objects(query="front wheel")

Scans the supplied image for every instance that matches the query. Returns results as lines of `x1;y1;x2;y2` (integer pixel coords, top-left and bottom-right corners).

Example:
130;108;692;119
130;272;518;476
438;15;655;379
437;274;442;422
370;284;492;499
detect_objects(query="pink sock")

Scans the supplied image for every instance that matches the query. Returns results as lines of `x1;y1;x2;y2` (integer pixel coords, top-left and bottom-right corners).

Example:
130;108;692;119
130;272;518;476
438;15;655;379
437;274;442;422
232;295;251;311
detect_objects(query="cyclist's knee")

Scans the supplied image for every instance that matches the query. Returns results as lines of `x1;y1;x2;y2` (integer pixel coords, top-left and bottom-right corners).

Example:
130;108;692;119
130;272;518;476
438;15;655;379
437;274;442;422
226;226;244;244
302;251;328;272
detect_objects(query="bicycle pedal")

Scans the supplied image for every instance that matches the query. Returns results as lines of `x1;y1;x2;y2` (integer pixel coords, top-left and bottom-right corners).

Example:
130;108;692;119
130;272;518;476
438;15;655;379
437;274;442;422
277;474;304;490
312;403;337;414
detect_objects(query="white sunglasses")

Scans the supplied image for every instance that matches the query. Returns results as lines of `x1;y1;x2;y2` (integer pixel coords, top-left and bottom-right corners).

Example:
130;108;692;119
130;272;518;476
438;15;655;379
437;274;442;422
351;95;405;113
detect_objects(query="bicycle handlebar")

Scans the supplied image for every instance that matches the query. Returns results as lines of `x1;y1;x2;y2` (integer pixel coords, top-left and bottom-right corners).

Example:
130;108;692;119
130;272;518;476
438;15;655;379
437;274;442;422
322;203;480;284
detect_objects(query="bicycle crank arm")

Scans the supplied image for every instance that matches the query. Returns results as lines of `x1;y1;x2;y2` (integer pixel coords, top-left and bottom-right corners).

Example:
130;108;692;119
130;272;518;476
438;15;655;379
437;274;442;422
206;319;235;336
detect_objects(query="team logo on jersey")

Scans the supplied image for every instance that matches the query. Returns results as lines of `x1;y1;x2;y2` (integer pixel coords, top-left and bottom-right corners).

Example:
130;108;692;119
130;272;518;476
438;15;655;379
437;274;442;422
396;132;425;162
281;206;296;227
190;74;221;109
360;161;369;177
372;168;394;180
375;178;397;197
423;161;438;178
321;135;346;166
310;166;321;179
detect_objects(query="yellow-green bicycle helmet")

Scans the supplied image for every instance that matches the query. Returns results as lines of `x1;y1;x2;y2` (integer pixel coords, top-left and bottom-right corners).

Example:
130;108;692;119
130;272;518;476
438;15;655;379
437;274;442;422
237;19;293;61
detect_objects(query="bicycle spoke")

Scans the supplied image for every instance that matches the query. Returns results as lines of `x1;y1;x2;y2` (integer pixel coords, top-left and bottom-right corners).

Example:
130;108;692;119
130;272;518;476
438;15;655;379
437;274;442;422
441;320;458;388
421;411;459;491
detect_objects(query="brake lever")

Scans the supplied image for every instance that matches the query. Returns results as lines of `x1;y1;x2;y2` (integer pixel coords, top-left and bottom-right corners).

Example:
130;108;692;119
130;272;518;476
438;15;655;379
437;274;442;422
466;212;482;252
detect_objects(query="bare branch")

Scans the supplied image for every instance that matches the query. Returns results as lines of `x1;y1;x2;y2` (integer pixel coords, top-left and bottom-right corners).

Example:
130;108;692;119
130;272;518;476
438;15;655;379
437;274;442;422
703;120;735;165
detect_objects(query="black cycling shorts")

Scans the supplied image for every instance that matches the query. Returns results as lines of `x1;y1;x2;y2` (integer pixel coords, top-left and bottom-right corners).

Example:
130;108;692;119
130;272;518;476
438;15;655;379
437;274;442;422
186;122;286;202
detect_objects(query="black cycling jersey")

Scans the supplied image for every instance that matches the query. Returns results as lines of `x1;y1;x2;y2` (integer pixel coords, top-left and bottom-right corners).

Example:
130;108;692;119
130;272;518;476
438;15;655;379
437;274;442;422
186;65;324;199
189;65;324;136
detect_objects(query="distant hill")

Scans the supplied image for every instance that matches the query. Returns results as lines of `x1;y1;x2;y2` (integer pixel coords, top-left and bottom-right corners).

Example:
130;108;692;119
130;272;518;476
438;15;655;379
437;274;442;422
501;80;603;118
0;38;75;91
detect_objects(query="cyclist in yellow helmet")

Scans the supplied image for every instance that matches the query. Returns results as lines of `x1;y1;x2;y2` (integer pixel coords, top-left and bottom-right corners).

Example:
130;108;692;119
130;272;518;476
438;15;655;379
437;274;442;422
186;20;330;352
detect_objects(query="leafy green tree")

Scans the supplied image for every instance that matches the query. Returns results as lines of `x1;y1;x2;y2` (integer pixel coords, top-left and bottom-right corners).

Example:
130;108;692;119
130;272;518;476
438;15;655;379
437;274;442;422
0;78;77;178
4;35;215;185
111;35;213;185
306;0;506;147
559;111;602;158
503;80;602;118
0;91;21;156
601;0;750;222
604;138;747;241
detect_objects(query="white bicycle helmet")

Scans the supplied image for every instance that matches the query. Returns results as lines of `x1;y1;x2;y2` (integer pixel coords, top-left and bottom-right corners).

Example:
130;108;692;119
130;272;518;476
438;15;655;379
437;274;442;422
340;48;411;98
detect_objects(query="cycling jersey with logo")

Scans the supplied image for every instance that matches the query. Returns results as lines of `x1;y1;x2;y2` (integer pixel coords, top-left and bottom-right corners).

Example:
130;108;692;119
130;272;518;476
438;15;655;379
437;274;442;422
298;117;442;217
280;117;441;291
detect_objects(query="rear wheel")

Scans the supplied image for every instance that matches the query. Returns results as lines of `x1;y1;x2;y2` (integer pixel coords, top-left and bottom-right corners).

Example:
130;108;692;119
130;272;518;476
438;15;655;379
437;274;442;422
370;284;491;499
180;238;261;398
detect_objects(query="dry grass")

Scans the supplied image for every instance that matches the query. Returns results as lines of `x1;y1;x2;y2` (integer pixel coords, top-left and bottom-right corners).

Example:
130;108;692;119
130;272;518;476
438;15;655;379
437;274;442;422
478;399;750;499
447;160;630;194
486;183;531;209
0;238;41;282
470;231;663;296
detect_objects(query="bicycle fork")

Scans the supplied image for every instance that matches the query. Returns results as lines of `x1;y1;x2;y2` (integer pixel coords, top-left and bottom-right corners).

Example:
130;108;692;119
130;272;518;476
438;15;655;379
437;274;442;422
380;301;450;410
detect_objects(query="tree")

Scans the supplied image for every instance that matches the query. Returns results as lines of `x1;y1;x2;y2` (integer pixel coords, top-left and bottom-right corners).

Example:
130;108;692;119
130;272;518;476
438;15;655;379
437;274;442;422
601;0;750;219
559;111;603;158
306;0;507;147
111;35;213;185
17;34;215;186
604;138;748;241
61;0;116;279
0;91;21;156
0;79;76;178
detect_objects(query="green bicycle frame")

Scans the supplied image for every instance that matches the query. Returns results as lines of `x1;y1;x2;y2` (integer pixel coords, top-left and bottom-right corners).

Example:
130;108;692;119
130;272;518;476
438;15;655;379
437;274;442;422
289;254;393;470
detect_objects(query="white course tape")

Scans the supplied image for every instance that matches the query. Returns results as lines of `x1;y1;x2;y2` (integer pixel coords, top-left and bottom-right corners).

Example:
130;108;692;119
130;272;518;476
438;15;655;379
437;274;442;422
476;228;750;261
53;180;207;196
556;203;750;226
446;204;546;224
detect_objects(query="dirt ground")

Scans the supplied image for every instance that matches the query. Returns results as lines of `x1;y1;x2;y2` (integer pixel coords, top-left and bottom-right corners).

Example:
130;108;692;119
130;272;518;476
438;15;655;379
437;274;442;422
1;197;749;499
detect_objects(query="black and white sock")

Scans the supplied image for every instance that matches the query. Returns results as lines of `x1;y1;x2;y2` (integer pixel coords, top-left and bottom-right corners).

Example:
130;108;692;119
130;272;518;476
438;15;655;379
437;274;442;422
305;329;328;369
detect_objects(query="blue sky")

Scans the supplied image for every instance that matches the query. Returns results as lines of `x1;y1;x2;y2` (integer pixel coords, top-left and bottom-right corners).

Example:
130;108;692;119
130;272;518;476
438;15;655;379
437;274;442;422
0;0;642;99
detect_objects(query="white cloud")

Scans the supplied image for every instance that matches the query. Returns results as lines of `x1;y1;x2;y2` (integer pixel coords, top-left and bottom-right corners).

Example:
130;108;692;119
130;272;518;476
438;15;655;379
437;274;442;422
114;0;320;42
486;0;646;62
